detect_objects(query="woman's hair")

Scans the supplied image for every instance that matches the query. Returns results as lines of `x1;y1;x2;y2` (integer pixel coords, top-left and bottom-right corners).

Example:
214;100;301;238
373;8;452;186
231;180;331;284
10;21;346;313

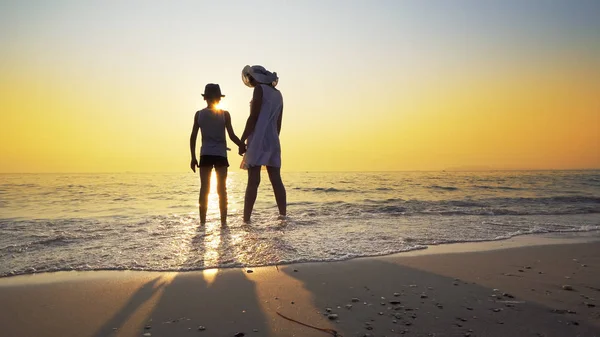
247;74;256;87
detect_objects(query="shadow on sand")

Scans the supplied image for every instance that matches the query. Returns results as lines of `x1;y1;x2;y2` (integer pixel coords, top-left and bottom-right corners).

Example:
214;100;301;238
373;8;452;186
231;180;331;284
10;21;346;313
91;223;269;337
89;225;600;337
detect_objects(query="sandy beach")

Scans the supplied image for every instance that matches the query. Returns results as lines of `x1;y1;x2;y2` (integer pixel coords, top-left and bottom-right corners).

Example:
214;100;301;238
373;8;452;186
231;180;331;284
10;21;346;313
1;234;599;337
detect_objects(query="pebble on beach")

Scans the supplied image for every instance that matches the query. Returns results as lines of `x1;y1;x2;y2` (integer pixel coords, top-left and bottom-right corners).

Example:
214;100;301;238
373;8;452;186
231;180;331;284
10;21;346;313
328;314;338;320
198;326;206;331
562;285;574;291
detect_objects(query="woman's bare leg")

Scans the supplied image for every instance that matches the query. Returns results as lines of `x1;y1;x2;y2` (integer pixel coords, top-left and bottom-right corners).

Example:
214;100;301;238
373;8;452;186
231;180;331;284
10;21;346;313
215;166;228;225
199;166;212;224
244;166;261;223
267;166;286;217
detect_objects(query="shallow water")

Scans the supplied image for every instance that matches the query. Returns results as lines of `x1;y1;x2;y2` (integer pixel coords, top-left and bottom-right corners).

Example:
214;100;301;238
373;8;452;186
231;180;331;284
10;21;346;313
1;170;599;277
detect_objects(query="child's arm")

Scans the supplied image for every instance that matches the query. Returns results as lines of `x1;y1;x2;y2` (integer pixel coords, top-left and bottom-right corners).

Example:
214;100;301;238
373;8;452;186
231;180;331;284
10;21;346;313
224;111;243;148
189;111;200;172
240;85;263;144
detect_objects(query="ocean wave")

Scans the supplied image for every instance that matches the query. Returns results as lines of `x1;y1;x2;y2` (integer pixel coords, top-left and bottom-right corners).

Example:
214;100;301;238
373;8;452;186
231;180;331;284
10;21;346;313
426;209;600;216
113;196;135;201
546;196;600;203
491;226;600;241
429;185;459;191
1;245;431;278
421;226;600;245
293;187;353;193
3;226;600;278
66;184;87;189
473;185;524;190
311;195;600;216
446;200;485;207
0;234;81;253
0;183;39;188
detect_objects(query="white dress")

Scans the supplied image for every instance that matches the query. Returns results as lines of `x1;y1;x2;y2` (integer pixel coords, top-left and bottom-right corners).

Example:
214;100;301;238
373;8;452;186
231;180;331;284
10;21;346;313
241;84;283;169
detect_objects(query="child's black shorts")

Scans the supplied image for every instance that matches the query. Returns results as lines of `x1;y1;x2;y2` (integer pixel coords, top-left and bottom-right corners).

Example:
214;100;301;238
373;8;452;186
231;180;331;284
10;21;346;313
199;155;229;168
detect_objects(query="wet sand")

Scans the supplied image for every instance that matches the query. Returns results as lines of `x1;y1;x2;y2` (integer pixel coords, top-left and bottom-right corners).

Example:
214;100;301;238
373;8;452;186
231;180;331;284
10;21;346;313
0;234;599;337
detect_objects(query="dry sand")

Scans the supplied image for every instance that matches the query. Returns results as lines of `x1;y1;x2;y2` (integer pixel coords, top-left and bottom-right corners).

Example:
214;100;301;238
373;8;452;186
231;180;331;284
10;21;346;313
1;234;599;337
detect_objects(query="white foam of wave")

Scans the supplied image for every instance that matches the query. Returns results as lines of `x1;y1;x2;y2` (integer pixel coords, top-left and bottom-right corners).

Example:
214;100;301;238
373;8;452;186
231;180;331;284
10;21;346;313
1;215;599;278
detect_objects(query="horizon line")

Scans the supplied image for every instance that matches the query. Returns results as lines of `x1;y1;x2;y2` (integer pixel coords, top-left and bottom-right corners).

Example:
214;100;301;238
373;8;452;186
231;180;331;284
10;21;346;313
1;168;599;174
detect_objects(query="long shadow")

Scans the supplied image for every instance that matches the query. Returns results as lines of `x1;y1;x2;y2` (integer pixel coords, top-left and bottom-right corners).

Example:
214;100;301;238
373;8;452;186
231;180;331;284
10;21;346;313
142;223;270;336
91;277;164;337
90;225;212;337
281;258;600;337
88;219;269;337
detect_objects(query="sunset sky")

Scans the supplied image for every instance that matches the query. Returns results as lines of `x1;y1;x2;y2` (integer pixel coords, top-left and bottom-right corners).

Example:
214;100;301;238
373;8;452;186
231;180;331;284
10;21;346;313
1;1;599;172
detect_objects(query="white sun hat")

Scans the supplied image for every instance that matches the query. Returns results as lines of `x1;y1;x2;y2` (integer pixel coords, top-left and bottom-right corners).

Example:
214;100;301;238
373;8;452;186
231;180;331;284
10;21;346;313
242;65;279;87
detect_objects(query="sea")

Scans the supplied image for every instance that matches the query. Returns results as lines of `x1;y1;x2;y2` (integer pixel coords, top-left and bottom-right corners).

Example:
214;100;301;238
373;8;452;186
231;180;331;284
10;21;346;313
1;170;599;277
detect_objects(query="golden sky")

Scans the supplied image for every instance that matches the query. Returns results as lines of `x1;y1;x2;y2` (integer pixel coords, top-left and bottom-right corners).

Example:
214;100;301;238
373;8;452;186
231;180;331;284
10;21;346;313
1;1;599;172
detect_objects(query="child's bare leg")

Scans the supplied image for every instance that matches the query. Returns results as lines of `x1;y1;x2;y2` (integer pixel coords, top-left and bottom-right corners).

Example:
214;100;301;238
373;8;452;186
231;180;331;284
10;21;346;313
215;166;228;225
267;166;286;217
199;166;212;224
243;166;261;223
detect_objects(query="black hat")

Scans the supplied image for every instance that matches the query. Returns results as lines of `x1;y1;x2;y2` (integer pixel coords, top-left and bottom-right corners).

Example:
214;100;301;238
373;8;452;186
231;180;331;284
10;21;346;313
202;83;225;98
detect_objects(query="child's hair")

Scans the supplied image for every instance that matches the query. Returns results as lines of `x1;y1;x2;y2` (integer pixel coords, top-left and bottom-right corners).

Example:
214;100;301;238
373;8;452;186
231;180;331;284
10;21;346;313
205;96;221;106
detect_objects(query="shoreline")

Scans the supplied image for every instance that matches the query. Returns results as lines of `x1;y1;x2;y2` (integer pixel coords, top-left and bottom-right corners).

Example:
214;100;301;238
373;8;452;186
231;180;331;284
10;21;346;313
2;230;600;282
1;233;599;336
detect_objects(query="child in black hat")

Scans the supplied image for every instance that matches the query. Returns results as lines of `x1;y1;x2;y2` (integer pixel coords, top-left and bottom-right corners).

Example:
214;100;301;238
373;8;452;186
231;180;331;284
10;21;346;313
190;83;244;225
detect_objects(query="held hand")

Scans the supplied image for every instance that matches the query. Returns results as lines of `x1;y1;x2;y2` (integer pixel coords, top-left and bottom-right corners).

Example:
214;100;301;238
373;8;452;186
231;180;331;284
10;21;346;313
190;158;198;172
238;144;247;156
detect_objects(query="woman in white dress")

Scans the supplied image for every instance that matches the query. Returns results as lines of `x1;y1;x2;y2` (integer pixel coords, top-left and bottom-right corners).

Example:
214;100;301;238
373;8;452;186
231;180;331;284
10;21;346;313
239;65;286;223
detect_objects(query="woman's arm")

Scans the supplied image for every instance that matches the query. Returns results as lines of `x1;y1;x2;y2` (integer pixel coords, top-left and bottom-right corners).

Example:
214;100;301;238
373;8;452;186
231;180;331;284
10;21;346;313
224;111;243;147
277;103;283;135
240;85;263;143
189;111;200;172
